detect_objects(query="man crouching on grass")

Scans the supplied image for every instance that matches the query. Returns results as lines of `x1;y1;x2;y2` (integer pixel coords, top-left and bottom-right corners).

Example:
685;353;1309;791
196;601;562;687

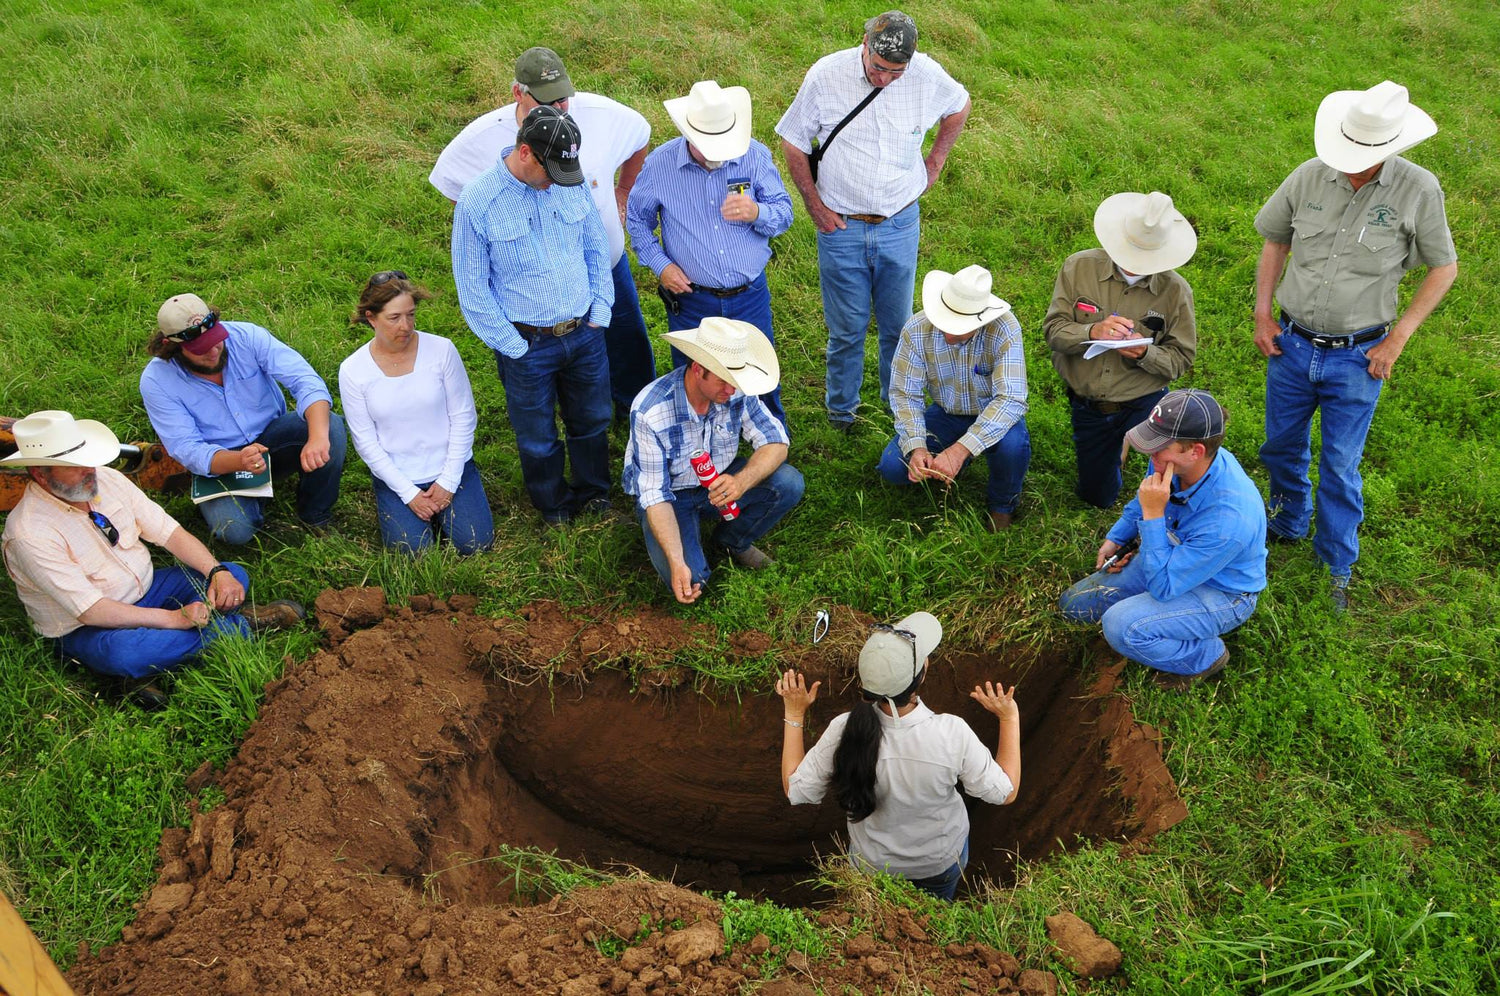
1058;389;1267;691
1;410;304;710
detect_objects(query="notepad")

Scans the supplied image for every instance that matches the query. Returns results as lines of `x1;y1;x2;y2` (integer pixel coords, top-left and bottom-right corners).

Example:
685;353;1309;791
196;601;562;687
1084;338;1154;360
190;457;274;504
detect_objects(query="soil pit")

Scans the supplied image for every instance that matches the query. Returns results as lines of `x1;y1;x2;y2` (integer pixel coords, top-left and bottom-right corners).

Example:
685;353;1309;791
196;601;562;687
66;591;1186;996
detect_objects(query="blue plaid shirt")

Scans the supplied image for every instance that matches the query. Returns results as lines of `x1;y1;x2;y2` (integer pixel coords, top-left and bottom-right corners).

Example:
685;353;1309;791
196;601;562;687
890;311;1029;458
451;153;613;358
623;366;789;509
625;137;793;287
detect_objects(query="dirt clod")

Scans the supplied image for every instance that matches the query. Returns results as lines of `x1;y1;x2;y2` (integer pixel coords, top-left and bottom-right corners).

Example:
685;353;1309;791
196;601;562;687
1046;911;1122;978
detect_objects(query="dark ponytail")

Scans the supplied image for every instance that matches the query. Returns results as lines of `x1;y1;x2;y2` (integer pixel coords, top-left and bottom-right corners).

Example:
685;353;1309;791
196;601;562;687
831;671;923;823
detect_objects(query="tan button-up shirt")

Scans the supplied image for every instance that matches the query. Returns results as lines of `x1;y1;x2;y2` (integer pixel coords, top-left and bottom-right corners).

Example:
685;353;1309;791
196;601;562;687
1254;157;1456;334
2;467;180;637
1043;248;1197;403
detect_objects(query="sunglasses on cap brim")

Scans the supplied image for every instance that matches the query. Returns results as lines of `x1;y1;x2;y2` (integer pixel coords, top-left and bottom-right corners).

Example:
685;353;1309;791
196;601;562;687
165;311;220;344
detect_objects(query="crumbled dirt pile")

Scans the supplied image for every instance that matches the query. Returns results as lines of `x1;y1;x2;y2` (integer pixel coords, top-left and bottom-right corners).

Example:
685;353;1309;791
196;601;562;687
66;590;1175;994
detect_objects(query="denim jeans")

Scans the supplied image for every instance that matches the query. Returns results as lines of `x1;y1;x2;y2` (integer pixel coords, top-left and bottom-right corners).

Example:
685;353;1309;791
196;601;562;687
666;273;785;426
495;323;613;522
1067;389;1166;508
906;837;969;901
1059;556;1259;674
198;411;348;544
875;405;1031;514
606;254;658;414
635;460;804;592
817;201;921;421
372;459;494;556
1259;322;1386;579
56;563;253;679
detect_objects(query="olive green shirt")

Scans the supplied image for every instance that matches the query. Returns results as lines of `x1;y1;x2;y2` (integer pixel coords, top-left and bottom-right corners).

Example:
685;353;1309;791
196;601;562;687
1254;156;1456;334
1043;248;1197;403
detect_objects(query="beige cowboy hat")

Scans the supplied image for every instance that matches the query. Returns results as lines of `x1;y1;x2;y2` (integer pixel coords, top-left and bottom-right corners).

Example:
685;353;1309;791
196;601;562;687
663;80;753;162
1094;191;1197;275
921;265;1011;336
664;318;780;396
1;410;121;467
1315;80;1436;174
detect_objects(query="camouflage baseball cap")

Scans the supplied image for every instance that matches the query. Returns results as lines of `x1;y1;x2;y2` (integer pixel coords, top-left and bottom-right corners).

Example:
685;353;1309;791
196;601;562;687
864;10;918;63
515;46;575;103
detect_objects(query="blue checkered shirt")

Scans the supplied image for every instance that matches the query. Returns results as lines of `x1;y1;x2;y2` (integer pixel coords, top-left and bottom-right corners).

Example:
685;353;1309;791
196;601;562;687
890;311;1028;457
623;366;789;509
451;153;613;358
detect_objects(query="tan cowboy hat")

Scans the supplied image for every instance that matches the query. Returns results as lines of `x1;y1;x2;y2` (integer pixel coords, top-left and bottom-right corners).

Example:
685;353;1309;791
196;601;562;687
663;81;752;162
664;318;780;396
1094;191;1197;275
921;266;1011;336
1;410;121;467
1315;80;1437;174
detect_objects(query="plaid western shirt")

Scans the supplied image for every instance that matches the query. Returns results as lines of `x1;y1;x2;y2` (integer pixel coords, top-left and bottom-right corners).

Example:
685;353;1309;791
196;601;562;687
890;310;1028;458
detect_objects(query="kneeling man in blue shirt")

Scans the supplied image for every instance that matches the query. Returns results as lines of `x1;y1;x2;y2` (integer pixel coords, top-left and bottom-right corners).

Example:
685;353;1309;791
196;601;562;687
1059;389;1266;690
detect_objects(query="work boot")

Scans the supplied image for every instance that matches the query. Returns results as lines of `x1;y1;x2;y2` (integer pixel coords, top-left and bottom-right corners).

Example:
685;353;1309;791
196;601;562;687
1330;579;1350;613
243;599;306;633
730;545;774;570
986;511;1014;533
124;678;170;711
1153;650;1229;692
828;417;854;436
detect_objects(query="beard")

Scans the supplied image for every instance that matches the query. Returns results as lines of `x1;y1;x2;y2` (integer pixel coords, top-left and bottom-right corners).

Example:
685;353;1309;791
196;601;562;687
181;344;229;374
43;470;99;503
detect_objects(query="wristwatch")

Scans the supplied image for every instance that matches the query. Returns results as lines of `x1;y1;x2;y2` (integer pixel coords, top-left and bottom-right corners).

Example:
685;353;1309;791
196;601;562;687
206;564;231;585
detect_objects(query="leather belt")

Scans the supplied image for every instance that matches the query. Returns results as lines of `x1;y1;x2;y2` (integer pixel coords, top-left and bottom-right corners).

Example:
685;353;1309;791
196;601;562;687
846;212;888;225
690;282;750;299
1281;311;1388;350
1067;389;1130;415
514;316;585;339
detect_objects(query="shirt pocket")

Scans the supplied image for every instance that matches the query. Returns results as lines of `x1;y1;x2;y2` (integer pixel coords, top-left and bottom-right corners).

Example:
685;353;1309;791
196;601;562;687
1352;228;1401;279
486;213;540;273
1291;210;1336;269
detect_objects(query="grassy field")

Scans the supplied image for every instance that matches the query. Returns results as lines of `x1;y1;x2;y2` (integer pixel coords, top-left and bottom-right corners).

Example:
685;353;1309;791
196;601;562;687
3;0;1499;991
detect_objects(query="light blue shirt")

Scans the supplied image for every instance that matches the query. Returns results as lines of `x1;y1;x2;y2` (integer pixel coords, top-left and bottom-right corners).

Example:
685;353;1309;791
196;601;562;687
139;322;332;477
451;153;613;358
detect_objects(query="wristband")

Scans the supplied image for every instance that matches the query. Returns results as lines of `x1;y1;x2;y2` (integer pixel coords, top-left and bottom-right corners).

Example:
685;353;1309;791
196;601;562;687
206;564;231;586
783;718;804;729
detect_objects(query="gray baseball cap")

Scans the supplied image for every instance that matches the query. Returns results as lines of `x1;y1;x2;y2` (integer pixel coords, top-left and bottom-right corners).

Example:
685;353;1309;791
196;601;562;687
515;46;575;103
865;10;918;63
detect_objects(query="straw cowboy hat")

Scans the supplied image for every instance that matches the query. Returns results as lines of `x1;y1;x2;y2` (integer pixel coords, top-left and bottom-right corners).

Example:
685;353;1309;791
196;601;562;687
1;410;121;468
1094;191;1197;275
921;266;1011;336
663;80;753;162
1314;80;1437;174
663;318;780;396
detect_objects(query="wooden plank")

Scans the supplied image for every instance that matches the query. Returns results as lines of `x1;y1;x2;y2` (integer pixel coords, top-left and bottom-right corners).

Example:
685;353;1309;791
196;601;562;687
0;889;77;996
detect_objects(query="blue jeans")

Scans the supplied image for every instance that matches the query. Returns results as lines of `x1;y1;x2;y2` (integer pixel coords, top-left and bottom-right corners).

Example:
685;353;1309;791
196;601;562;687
56;563;253;680
1059;556;1259;675
198;411;348;544
606;254;657;413
635;460;804;592
876;405;1031;514
817;201;921;421
1260;322;1386;579
372;459;494;556
666;273;785;426
1068;389;1166;508
495;323;613;522
906;837;969;901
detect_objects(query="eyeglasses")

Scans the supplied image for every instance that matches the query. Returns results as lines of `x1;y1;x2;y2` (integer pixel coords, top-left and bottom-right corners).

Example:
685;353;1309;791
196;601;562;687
369;270;409;286
871;622;919;679
89;510;119;546
164;311;219;343
865;53;908;78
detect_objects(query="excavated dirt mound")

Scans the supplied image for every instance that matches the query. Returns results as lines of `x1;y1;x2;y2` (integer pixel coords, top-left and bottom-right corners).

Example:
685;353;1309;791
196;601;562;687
66;590;1186;995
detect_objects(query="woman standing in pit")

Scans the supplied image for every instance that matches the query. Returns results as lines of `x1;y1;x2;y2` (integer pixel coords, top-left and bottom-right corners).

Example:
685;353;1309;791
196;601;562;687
776;612;1021;900
340;271;494;555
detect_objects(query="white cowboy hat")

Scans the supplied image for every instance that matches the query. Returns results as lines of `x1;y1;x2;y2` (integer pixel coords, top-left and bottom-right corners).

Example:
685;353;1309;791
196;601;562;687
1;410;121;468
663;81;752;162
1094;191;1197;275
1314;80;1437;174
663;318;780;396
921;266;1011;336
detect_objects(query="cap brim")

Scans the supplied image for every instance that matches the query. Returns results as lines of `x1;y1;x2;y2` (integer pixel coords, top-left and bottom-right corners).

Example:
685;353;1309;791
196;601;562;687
1124;419;1175;453
527;78;575;104
543;158;585;186
1093;193;1198;275
664;87;753;162
1313;90;1438;173
180;320;229;355
921;270;1010;336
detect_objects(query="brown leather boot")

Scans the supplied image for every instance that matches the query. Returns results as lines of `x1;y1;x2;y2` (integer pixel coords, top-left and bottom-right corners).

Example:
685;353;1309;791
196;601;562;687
242;599;306;633
986;511;1014;532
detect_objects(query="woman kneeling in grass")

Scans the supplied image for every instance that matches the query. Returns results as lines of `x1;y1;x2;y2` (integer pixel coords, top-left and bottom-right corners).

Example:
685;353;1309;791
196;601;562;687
339;271;494;555
776;612;1021;900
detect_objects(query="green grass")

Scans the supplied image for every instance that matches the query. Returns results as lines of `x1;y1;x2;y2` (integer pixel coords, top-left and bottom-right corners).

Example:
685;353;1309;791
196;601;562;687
3;0;1499;990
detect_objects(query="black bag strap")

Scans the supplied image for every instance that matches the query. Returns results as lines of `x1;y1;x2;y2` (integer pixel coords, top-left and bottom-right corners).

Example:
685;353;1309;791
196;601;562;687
808;86;883;182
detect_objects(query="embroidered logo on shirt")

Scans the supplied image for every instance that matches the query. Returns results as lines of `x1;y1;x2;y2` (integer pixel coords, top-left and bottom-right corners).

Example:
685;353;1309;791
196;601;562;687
1366;204;1398;228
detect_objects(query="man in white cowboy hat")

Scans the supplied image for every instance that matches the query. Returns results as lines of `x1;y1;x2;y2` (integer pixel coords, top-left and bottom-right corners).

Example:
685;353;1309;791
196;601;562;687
877;265;1029;532
431;46;657;416
776;10;971;432
1044;191;1199;508
626;80;794;425
1;411;302;708
453;105;616;527
623;318;804;603
142;291;347;545
1253;80;1458;611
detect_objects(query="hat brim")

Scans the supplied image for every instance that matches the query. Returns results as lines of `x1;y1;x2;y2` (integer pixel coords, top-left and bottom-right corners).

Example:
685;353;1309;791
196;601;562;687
0;418;121;468
662;322;780;396
526;77;575;104
541;157;585;186
1314;90;1438;174
1093;193;1198;276
1124;418;1177;454
921;270;1010;336
179;319;230;355
664;87;753;162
